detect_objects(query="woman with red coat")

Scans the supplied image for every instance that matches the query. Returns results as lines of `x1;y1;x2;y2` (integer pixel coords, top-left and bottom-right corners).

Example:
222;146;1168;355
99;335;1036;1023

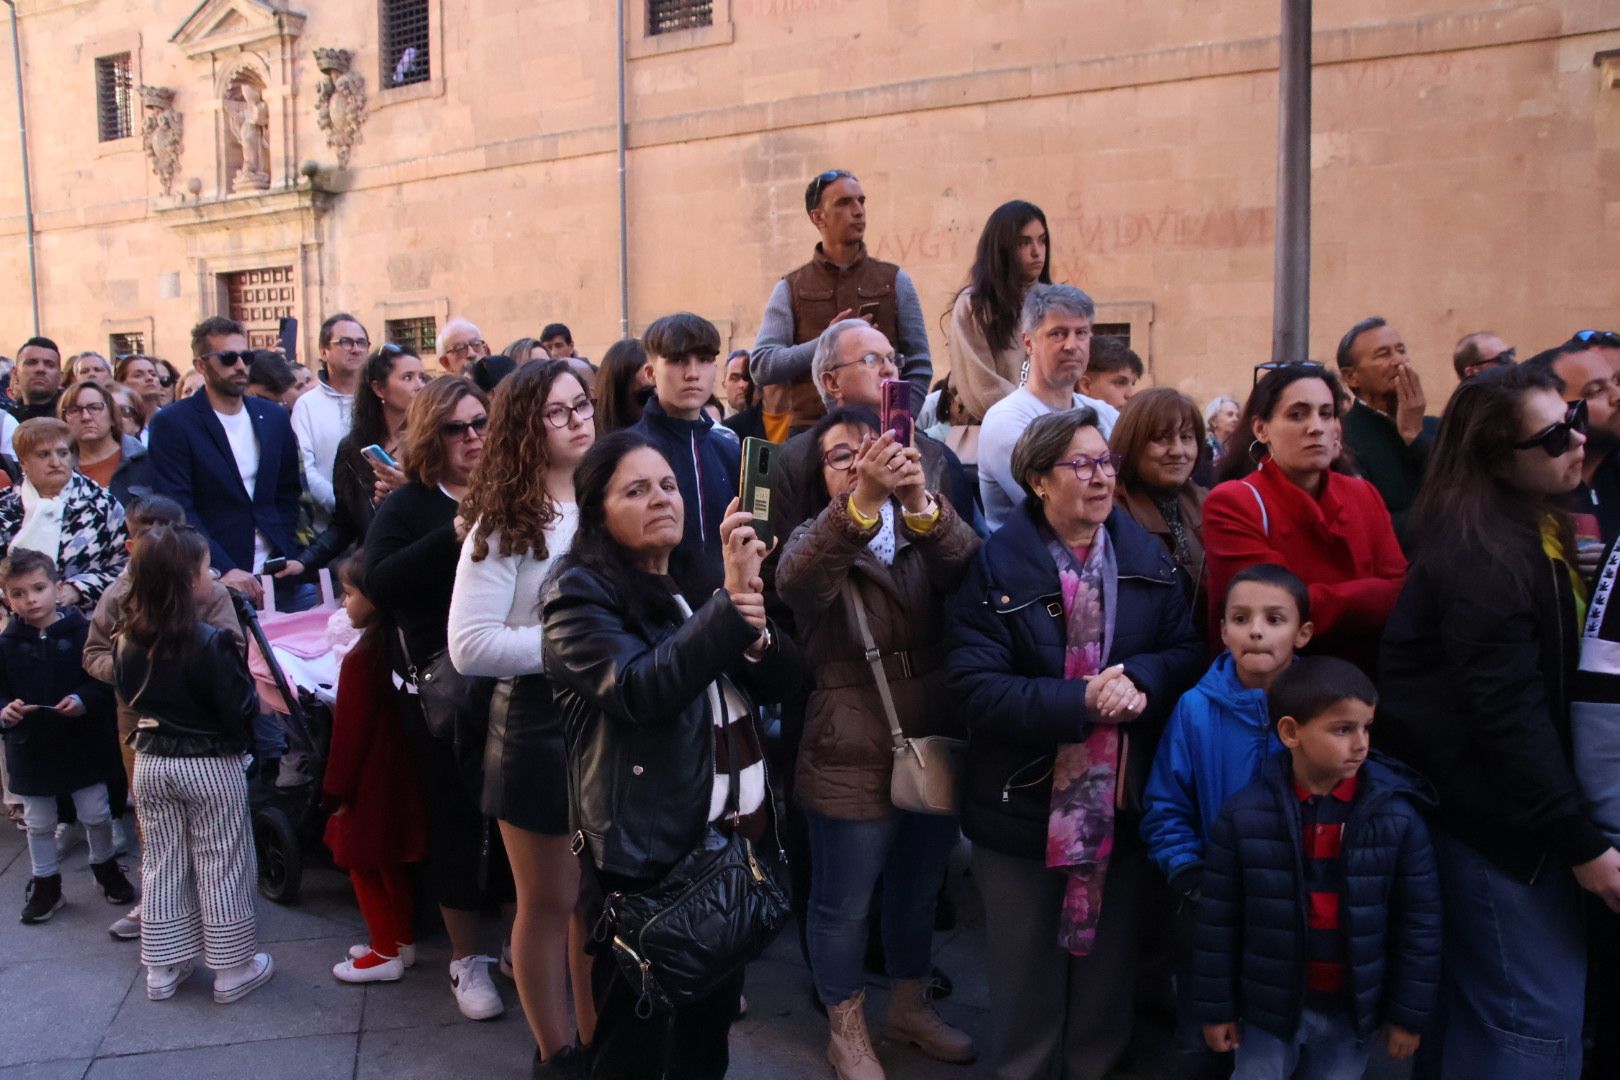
1202;363;1406;674
322;550;428;983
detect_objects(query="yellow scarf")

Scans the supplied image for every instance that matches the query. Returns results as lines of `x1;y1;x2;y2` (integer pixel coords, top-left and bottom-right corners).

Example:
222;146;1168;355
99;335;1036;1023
1541;515;1588;628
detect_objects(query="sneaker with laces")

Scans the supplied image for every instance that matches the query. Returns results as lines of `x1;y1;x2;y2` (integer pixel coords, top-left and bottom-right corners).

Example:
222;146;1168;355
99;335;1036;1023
20;874;64;924
109;906;141;941
147;959;195;1001
213;952;274;1003
448;955;503;1020
91;859;136;905
351;942;415;968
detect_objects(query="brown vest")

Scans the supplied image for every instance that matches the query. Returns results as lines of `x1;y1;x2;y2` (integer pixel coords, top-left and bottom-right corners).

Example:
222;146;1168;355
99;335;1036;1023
764;244;901;435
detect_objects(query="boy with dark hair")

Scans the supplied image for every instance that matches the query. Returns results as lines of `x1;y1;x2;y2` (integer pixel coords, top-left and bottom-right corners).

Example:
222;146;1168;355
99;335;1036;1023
1195;655;1441;1076
1077;336;1143;410
0;547;132;922
629;312;740;595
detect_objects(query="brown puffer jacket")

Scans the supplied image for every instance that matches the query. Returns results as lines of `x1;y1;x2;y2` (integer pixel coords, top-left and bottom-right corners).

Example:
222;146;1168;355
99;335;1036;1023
776;491;980;820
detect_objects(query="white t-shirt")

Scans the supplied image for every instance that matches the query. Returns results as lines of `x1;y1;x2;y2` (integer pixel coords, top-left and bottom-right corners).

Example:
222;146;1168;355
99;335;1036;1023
978;387;1120;531
215;406;271;573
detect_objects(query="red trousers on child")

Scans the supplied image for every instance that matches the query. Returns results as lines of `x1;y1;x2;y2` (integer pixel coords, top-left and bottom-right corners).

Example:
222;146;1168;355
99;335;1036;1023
351;865;413;958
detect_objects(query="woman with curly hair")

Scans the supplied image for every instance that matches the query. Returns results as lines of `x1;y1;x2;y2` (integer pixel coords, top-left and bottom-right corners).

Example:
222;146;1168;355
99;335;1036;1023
447;359;596;1073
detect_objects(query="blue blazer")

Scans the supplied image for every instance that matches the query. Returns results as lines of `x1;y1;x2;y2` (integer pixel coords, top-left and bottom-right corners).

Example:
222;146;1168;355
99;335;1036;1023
148;391;303;573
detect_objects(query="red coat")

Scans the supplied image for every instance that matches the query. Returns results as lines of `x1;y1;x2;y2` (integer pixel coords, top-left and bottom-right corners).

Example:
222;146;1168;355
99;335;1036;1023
1203;462;1406;674
322;637;428;870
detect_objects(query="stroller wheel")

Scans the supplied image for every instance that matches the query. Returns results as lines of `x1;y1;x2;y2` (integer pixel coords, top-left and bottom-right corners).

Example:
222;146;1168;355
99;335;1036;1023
253;807;303;905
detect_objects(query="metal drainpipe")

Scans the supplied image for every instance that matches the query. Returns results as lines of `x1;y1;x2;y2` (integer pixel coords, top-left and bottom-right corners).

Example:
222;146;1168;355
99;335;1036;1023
616;0;629;338
1270;0;1311;366
3;0;39;336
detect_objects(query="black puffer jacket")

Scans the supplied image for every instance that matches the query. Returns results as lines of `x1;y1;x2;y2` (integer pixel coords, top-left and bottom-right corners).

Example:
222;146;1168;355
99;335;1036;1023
0;608;117;794
114;622;257;758
1193;751;1442;1041
542;565;799;880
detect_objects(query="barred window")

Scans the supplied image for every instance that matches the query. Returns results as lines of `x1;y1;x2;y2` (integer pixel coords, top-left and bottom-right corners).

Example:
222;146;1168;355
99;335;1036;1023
109;332;146;359
381;0;431;88
648;0;712;35
1093;323;1132;351
95;53;135;142
386;317;437;359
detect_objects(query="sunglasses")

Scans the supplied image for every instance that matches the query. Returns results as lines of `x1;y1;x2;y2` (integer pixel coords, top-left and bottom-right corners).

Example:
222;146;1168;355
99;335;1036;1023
1514;398;1588;457
157;373;176;387
440;414;488;440
204;350;250;368
1572;330;1620;349
1252;359;1325;386
807;168;855;210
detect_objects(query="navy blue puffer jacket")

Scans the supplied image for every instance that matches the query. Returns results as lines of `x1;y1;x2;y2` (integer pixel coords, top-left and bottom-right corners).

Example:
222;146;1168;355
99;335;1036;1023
1193;751;1441;1041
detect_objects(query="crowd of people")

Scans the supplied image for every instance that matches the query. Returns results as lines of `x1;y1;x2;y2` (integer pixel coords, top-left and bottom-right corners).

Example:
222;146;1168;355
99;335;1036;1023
0;166;1615;1080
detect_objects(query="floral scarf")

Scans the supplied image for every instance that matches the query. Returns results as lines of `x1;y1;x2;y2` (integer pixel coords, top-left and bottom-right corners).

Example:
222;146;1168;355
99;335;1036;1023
1044;526;1120;957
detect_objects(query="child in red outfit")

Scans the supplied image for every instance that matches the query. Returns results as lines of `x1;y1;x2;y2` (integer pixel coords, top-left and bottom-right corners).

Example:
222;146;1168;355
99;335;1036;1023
323;552;429;983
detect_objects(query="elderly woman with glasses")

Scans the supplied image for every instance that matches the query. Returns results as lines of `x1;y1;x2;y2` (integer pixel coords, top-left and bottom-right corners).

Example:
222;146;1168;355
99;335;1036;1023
0;418;128;612
1203;363;1405;673
363;377;516;1023
57;381;152;507
949;407;1202;1080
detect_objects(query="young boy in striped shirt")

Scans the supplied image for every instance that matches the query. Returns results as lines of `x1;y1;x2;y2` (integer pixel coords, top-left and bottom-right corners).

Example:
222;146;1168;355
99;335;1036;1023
1193;656;1441;1078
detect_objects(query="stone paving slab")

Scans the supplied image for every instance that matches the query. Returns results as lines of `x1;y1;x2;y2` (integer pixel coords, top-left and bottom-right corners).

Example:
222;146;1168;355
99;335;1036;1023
84;1034;358;1080
0;1061;93;1080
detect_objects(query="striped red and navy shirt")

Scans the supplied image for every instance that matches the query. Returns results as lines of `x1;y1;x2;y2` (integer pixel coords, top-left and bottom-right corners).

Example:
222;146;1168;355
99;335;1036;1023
1294;773;1359;1009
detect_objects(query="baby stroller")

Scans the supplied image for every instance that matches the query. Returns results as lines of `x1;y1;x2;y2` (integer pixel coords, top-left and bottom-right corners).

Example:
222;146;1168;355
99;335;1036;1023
231;571;342;904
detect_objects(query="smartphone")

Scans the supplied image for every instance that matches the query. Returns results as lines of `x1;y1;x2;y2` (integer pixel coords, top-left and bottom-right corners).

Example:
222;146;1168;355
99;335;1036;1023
857;301;881;323
277;316;298;367
880;378;912;448
738;437;776;550
361;443;397;469
262;556;288;575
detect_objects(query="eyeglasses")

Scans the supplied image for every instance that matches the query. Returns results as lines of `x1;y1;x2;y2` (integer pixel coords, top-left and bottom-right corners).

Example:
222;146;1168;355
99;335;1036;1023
330;337;370;351
543;400;595;428
440;414;489;440
1053;452;1123;481
63;401;108;417
822;445;860;471
446;339;489;357
828;351;897;373
1252;359;1325;386
1514;398;1588;457
204;350;250;368
1572;330;1620;349
807;168;856;210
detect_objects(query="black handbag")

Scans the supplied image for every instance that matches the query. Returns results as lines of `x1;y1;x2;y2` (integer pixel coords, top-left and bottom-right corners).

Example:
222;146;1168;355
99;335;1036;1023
396;628;495;744
586;686;790;1018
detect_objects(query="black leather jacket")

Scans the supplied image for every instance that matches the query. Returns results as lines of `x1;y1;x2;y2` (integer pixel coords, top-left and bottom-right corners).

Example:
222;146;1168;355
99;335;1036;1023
542;565;798;880
114;622;257;758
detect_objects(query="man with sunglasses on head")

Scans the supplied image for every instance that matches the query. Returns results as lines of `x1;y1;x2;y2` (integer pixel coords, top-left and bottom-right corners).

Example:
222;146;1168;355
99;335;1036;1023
1452;331;1515;381
750;168;932;443
148;317;308;613
1334;316;1440;546
1528;336;1620;555
291;313;369;527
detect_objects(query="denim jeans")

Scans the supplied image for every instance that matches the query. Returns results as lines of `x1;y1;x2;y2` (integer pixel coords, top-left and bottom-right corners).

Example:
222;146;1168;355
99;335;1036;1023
804;807;958;1006
21;784;113;877
1428;831;1586;1080
1234;1008;1368;1079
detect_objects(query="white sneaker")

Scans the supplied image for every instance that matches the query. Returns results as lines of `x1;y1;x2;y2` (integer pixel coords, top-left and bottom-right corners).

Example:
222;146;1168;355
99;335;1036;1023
350;942;415;968
448;955;503;1020
54;821;86;859
147;959;195;1001
334;952;405;983
213;952;274;1004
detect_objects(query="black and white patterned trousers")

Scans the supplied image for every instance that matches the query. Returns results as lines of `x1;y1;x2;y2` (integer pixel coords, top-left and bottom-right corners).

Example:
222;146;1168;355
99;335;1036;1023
133;753;258;969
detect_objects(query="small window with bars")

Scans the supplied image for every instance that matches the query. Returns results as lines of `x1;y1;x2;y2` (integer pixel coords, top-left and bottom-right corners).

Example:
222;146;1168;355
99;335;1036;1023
381;0;431;88
648;0;713;35
109;332;146;359
1093;323;1132;351
386;317;437;359
95;53;135;142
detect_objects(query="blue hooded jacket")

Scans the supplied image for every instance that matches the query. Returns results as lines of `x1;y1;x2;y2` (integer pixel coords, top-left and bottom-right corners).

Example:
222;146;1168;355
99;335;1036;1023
1140;651;1279;885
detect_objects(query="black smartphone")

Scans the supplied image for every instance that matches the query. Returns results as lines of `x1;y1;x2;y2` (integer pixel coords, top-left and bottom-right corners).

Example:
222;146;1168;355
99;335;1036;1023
880;378;913;448
277;316;298;367
739;436;776;550
858;301;881;323
262;556;288;575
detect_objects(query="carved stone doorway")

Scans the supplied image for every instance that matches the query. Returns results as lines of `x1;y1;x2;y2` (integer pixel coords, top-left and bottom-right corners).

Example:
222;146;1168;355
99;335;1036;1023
223;266;294;348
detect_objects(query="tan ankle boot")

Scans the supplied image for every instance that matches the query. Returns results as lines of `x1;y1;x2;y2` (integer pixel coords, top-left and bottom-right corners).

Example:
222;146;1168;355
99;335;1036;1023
883;978;977;1063
826;991;885;1080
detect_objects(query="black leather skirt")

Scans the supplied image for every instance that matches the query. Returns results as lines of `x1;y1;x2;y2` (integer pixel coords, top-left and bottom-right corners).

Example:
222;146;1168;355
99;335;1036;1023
480;673;569;835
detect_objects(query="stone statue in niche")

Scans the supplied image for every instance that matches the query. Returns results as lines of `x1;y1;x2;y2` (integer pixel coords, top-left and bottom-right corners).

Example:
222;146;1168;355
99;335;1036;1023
314;48;367;168
139;85;183;196
224;76;271;192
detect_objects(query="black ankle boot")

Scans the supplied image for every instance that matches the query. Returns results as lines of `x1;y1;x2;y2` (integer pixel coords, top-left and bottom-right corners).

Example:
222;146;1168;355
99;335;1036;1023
21;873;64;923
533;1044;588;1080
91;859;136;905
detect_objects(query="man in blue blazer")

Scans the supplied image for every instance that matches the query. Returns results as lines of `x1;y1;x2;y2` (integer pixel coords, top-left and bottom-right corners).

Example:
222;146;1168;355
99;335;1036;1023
148;316;306;610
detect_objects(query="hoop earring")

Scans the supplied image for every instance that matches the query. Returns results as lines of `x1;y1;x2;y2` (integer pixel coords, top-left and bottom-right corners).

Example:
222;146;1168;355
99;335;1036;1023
1247;439;1269;465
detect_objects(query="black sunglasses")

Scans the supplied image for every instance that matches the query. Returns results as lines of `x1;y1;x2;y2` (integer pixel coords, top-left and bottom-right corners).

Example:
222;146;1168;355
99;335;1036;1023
204;350;249;368
157;374;177;388
440;414;488;440
806;168;855;211
1572;330;1620;349
1252;359;1325;386
1514;398;1588;456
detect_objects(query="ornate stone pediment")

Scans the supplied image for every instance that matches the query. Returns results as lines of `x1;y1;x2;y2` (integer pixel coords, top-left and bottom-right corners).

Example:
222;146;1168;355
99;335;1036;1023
170;0;305;61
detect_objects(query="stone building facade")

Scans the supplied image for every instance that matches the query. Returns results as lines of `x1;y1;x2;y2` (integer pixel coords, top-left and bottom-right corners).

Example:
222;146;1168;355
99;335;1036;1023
0;0;1615;398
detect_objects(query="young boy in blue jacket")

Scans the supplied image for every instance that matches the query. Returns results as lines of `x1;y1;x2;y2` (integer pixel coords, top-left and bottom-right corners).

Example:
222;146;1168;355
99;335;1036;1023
1141;562;1313;1074
1194;656;1441;1078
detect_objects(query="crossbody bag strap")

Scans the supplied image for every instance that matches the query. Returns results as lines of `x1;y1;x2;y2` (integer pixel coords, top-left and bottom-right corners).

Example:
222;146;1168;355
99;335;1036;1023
843;579;907;754
395;627;418;689
1239;480;1269;538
